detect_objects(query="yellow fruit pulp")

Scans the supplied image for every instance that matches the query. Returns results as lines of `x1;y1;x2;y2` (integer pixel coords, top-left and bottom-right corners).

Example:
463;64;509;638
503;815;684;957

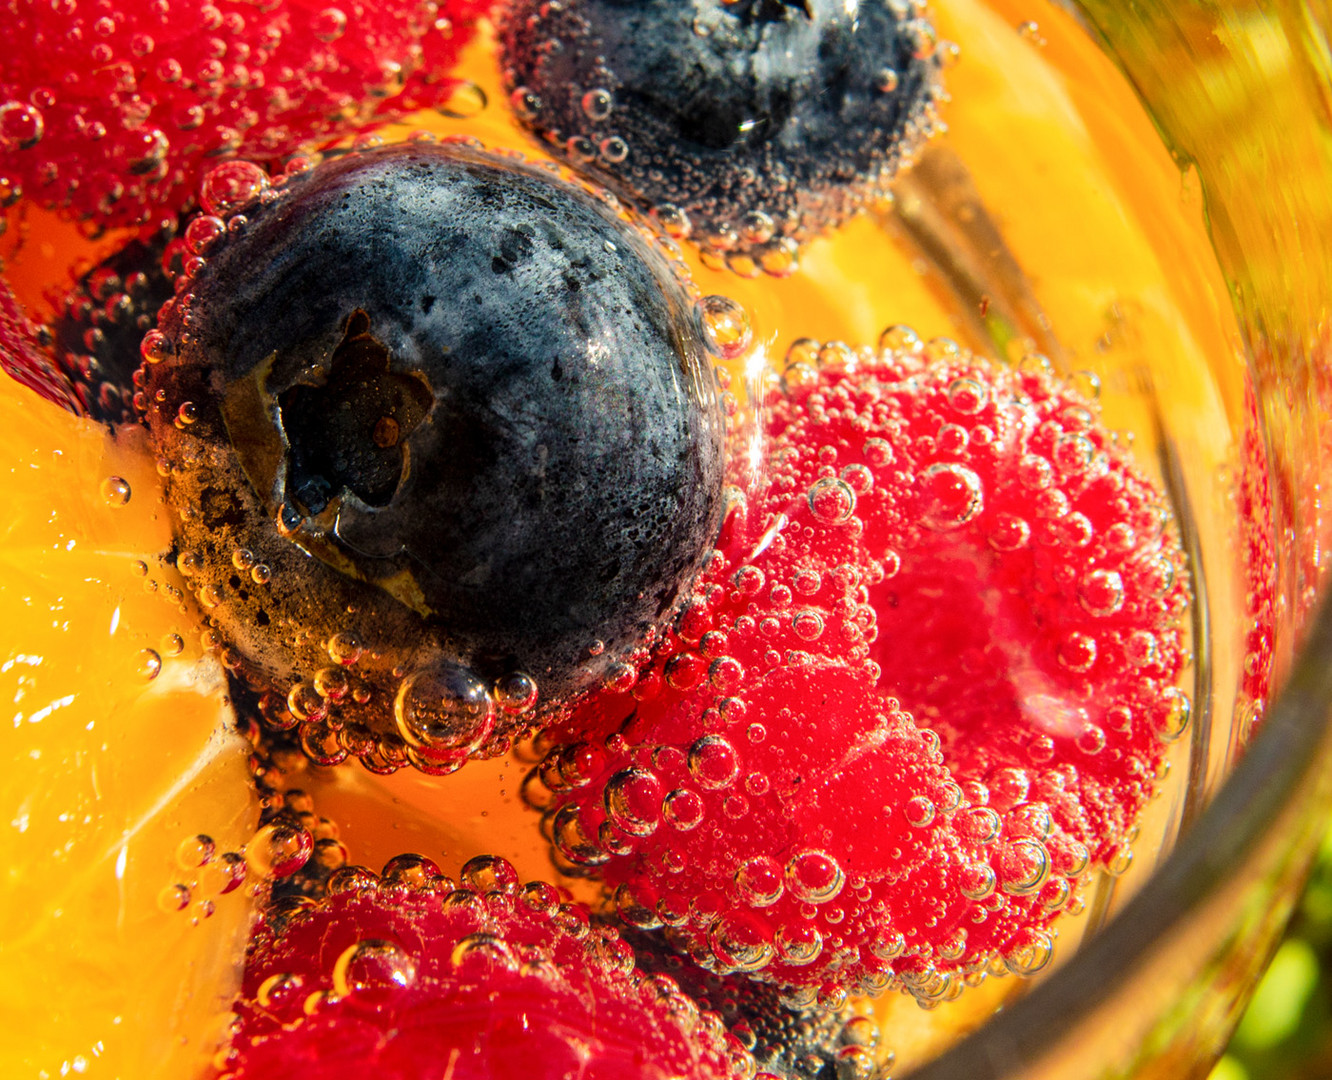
0;380;258;1080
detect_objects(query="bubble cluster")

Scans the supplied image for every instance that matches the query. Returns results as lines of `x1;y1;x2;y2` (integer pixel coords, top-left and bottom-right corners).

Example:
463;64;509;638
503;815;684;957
530;330;1191;994
219;855;753;1080
0;0;491;227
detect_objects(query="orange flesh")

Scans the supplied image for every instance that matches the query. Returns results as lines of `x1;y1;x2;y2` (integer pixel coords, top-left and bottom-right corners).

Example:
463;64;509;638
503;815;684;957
0;0;1244;1075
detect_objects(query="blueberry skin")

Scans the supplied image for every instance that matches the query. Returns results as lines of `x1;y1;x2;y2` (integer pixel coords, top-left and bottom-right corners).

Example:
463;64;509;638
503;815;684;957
143;143;726;755
499;0;946;272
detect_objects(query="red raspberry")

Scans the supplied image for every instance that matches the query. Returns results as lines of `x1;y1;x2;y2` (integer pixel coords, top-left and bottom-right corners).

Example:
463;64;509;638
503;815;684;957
0;274;81;411
220;854;753;1080
531;335;1190;997
0;0;492;229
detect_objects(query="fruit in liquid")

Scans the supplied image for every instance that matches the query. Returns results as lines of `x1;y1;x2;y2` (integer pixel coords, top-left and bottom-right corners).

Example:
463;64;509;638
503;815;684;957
0;0;1252;1075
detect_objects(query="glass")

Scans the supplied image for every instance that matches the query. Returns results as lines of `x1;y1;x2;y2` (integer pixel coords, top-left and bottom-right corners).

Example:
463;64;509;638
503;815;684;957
1;0;1328;1076
906;0;1332;1076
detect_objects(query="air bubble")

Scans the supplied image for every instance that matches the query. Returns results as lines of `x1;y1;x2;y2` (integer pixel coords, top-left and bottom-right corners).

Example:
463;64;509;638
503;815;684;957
176;834;215;870
382;853;443;889
878;324;922;354
988;512;1030;552
438;81;488;119
510;87;542;119
709;912;774;972
947;377;988;414
654;203;692;239
807;476;856;525
394;662;495;758
920;462;983;530
995;839;1050;896
326;631;363;665
774;922;823;965
199;160;269;216
959;863;996;900
313;7;348;41
460;854;520;894
663;788;705;830
101;476;131;506
1057;632;1098;673
246;823;313;879
494;671;539;713
0;101;44;149
735;856;784;907
136;649;162;681
696;295;752;359
158;883;191;913
604;768;664;836
599;136;629;163
1155;687;1192;741
792;610;825;641
332;939;418;997
553;805;607;865
875;68;901;93
904;796;935;827
1078;569;1126;617
1004;931;1054;975
687;735;739;789
581;88;614;120
786;850;844;904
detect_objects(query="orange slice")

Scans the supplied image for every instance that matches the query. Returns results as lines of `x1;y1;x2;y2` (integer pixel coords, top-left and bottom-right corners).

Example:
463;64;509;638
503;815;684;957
0;377;258;1080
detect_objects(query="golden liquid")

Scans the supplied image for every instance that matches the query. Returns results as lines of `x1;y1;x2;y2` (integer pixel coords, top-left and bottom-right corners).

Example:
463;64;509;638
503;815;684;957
0;0;1251;1075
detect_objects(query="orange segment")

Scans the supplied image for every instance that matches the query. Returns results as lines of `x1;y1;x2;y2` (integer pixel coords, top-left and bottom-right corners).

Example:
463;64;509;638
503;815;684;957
0;379;257;1080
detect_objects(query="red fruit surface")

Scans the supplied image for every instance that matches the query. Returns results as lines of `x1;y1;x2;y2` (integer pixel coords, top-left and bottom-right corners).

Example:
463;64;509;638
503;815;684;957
0;273;81;411
533;336;1190;997
0;0;492;229
220;855;752;1080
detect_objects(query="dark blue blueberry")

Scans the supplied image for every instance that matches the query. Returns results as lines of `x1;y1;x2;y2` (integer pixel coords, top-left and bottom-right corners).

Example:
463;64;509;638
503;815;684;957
142;143;727;766
499;0;947;276
49;220;180;423
620;926;886;1079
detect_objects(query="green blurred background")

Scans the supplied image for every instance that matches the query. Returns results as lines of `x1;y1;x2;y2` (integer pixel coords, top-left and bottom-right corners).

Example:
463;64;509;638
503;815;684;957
1210;827;1332;1080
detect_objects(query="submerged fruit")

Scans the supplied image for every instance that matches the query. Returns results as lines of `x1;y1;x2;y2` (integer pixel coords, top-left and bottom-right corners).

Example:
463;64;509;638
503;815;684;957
532;337;1189;995
0;0;493;228
221;855;753;1079
50;221;181;423
142;143;728;771
0;340;258;1079
498;0;947;274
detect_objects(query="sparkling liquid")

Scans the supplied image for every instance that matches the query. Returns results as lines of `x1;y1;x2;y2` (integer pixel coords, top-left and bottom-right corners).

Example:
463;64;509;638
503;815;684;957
0;0;1256;1075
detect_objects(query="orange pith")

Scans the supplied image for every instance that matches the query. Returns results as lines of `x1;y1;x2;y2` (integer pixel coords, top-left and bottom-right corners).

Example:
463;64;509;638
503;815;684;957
0;2;1243;1076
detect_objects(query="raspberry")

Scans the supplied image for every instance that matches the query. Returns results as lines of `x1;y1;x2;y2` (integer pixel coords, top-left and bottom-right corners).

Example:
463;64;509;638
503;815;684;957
220;855;753;1080
0;274;80;411
0;0;492;229
531;333;1190;996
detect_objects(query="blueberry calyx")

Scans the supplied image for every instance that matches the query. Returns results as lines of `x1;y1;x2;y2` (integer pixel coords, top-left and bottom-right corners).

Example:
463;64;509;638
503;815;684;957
279;310;433;516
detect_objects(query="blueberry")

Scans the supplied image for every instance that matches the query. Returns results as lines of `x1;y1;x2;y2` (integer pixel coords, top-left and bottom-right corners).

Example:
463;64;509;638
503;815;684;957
141;143;727;771
499;0;947;276
621;927;880;1079
49;220;181;423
